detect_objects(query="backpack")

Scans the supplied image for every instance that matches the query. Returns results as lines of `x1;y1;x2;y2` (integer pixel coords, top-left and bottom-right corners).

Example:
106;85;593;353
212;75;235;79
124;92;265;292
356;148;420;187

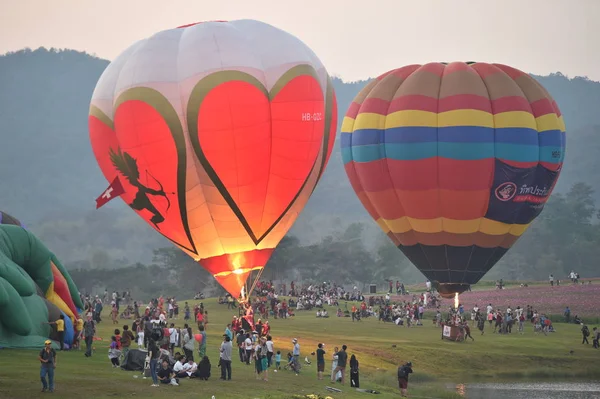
583;326;590;337
397;366;407;379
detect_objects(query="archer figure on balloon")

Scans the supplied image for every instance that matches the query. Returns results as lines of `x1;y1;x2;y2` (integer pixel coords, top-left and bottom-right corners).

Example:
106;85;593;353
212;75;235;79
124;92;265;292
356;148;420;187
109;148;173;229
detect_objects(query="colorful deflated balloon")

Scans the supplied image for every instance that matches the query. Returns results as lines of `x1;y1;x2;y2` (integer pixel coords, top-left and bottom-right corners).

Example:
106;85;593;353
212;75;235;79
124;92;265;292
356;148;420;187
0;224;84;348
89;20;337;298
341;62;565;298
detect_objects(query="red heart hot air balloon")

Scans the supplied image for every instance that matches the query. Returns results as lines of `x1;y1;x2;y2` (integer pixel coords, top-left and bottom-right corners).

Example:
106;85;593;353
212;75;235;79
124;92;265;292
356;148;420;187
89;20;337;298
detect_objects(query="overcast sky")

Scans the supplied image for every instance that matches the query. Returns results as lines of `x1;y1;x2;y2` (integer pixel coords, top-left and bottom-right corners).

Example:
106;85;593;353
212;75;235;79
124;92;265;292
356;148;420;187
2;0;599;82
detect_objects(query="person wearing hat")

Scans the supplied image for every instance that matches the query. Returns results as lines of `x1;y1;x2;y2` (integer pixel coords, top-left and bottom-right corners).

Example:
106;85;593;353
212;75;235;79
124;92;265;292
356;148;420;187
292;338;301;373
39;340;57;392
397;361;413;397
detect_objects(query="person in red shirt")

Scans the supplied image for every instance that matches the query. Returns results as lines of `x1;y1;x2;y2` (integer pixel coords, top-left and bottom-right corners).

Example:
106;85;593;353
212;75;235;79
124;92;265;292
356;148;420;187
196;311;204;330
114;329;122;349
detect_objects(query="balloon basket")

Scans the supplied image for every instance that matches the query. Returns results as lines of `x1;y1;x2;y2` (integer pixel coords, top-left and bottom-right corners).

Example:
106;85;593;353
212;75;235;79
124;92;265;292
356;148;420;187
442;325;462;342
434;283;470;299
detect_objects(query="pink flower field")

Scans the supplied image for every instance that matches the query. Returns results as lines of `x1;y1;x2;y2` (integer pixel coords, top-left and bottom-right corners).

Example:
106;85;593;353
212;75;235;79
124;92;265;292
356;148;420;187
446;284;600;318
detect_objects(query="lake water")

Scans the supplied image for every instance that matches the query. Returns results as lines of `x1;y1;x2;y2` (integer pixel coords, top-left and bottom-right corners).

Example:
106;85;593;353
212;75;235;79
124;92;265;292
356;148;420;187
456;382;600;398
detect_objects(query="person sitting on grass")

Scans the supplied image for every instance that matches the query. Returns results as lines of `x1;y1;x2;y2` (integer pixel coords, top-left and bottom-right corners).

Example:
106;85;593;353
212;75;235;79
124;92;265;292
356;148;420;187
197;356;211;380
284;352;297;372
173;354;187;378
181;358;198;378
157;359;179;385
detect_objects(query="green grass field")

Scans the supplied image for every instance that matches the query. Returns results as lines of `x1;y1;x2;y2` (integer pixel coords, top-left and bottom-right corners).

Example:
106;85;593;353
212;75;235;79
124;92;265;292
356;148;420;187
1;298;598;399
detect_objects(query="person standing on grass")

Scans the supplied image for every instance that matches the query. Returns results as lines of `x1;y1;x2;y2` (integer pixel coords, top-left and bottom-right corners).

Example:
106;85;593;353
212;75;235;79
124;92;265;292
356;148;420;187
182;324;195;362
477;313;485;335
292;338;301;373
109;336;121;367
198;326;207;358
350;354;360;388
39;340;57;393
121;325;135;361
397;361;413;398
43;315;65;350
463;322;475;341
266;335;274;367
260;337;269;381
316;343;326;380
331;345;347;384
168;323;179;354
220;335;233;380
244;333;253;365
224;324;233;341
74;318;83;350
581;323;590;344
148;338;161;387
84;314;96;357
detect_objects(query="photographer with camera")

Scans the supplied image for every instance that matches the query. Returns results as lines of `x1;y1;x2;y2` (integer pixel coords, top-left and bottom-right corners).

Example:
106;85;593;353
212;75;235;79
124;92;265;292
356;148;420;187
397;361;413;397
148;329;162;387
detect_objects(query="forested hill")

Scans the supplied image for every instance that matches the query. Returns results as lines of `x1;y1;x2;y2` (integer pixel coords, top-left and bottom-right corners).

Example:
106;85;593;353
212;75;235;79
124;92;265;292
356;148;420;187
1;47;599;282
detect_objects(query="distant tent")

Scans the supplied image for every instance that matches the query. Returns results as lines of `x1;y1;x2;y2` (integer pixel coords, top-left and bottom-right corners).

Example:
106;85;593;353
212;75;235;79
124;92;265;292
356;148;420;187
121;349;147;371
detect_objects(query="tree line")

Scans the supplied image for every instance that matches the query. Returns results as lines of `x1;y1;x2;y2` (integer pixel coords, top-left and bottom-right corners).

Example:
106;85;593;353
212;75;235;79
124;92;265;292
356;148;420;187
68;182;600;300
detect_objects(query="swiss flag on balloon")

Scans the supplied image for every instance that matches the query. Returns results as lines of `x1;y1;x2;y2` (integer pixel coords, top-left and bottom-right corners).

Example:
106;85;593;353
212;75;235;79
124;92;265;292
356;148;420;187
95;176;125;209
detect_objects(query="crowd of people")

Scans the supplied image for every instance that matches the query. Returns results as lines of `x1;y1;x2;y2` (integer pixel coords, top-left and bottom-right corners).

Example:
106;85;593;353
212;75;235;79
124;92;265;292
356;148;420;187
41;277;595;396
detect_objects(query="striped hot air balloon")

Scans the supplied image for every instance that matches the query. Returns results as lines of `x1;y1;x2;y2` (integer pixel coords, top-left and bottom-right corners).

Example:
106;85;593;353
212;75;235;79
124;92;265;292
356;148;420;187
341;62;565;298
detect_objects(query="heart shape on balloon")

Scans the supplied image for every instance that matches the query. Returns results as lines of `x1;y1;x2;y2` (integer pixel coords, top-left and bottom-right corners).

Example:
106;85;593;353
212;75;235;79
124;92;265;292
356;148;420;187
186;65;334;244
89;87;196;254
90;64;335;253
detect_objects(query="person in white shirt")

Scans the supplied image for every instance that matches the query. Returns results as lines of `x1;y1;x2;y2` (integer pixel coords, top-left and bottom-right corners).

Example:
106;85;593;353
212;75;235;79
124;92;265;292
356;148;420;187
244;334;253;365
486;304;493;314
168;324;179;354
173;355;186;378
516;306;523;318
182;359;198;377
266;335;274;367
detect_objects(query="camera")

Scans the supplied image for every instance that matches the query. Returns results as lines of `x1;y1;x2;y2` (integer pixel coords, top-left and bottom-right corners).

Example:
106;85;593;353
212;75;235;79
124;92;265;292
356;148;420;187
150;327;164;342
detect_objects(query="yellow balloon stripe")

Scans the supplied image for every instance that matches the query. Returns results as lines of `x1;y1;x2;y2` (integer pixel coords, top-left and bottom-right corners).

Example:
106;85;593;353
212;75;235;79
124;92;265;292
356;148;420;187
376;216;529;236
342;110;565;133
45;282;76;320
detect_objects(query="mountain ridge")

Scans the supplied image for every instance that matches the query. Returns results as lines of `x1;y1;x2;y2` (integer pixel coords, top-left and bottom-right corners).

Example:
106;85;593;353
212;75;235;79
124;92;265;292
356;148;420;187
1;47;599;268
